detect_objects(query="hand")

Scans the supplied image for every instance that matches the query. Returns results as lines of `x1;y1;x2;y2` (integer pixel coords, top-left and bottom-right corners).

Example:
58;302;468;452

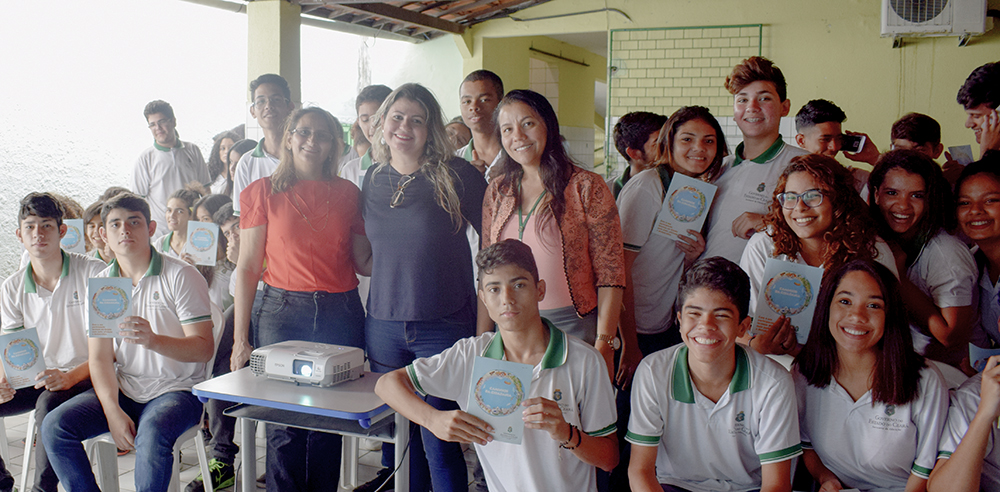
616;341;642;390
817;478;843;492
181;253;198;266
978;356;1000;421
120;316;157;348
426;410;493;445
522;397;571;442
750;316;798;356
731;212;764;240
34;369;71;391
842;131;880;166
676;230;706;268
106;407;136;451
0;377;14;404
981;109;1000;157
470;149;488;175
942;153;964;187
595;341;615;381
230;340;254;372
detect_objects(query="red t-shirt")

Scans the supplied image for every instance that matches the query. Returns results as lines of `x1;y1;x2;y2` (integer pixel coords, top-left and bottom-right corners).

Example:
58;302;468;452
241;176;364;293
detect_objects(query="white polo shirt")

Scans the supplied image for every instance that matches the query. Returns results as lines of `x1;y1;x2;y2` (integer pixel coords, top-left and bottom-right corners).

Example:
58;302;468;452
157;232;180;259
973;260;1000;348
937;372;1000;490
1;251;107;371
794;365;949;491
100;248;212;403
457;139;502;182
702;139;807;264
906;231;977;355
407;322;617;492
617;168;684;335
232;138;280;216
130;140;208;231
339;150;373;191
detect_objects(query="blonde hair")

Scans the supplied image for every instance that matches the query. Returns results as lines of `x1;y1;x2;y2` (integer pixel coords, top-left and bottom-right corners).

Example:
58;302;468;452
271;107;344;194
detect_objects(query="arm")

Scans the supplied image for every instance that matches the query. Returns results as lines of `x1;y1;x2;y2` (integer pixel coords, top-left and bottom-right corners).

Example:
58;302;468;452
618;250;642;388
595;286;623;381
231;224;265;371
732;212;765;240
89;337;136;450
760;460;792;492
34;361;90;392
842;131;881;166
803;448;844;492
121;316;213;362
352;234;372;276
627;444;662;492
375;368;492;445
904;475;928;492
899;276;974;347
521;396;618;472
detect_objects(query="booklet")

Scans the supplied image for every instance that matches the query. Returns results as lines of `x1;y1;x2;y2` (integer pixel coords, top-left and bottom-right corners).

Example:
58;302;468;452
88;277;132;338
651;173;717;243
948;145;975;166
60;219;86;254
0;328;46;389
969;344;1000;372
183;222;219;267
751;258;824;345
466;356;534;445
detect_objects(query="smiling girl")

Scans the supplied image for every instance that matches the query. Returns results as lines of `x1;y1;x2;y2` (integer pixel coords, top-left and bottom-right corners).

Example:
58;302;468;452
955;153;1000;350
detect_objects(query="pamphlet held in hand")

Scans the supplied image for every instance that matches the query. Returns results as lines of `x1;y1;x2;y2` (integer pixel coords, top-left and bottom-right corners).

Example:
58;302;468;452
183;222;219;267
0;328;46;389
60;219;86;254
651;173;717;243
88;277;133;338
751;258;824;345
466;356;534;445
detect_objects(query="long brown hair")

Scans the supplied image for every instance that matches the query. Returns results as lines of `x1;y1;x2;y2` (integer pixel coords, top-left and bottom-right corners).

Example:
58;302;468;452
651;106;728;183
271;107;344;194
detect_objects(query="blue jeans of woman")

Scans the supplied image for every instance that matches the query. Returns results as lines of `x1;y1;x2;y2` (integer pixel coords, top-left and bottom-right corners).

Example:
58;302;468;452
365;298;476;492
253;285;366;492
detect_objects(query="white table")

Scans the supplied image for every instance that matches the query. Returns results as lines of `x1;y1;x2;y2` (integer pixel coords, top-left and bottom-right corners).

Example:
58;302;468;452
192;368;409;492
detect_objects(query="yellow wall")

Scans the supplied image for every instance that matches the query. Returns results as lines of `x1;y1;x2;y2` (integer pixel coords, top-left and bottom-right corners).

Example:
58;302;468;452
464;0;1000;155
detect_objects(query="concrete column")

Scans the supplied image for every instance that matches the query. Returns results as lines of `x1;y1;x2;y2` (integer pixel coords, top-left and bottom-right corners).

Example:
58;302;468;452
245;0;301;138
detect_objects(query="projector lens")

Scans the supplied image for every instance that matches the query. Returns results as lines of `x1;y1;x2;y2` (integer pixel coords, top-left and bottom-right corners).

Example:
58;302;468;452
293;360;313;377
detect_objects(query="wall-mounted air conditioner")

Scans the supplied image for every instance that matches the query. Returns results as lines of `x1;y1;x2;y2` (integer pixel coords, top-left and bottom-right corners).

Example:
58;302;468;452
881;0;989;47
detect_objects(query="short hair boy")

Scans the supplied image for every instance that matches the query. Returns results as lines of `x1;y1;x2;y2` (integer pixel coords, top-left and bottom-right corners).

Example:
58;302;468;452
0;192;107;492
891;112;944;159
957;61;1000;157
610;111;667;199
703;57;807;263
340;84;393;189
375;239;618;492
232;73;294;215
458;70;505;178
794;99;846;157
627;257;801;492
42;192;214;491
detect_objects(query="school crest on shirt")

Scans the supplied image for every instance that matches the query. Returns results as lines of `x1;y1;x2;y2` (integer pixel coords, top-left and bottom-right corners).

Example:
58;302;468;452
884;405;896;417
153;291;160;301
67;290;84;308
756;182;766;192
553;389;562;401
729;410;749;436
735;411;745;422
73;291;78;301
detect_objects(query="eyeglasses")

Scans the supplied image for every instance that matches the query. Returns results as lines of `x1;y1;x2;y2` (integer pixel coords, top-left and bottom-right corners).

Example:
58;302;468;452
777;189;825;209
390;175;417;209
291;128;336;143
252;96;289;108
147;118;174;129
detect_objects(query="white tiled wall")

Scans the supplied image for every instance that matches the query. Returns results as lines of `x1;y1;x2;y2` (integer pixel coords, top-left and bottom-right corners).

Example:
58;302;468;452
529;57;560;114
562;125;596;169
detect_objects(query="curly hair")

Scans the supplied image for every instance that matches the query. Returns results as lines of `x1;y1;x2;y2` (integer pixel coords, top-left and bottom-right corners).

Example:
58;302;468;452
764;154;879;271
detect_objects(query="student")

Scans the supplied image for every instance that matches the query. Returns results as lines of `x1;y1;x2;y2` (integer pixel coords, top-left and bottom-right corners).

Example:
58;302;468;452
130;100;209;232
954;154;1000;349
890;113;945;158
42;192;215;492
445;116;472;149
957;61;1000;158
794;260;948;492
232;74;295;216
627;256;801;492
702;56;808;264
84;201;114;264
927;355;1000;492
340;84;393;190
609;111;667;199
0;193;107;492
207;131;238;196
158;187;202;262
740;154;897;356
192;193;235;312
869;149;975;367
375;239;618;492
794;99;877;194
458;70;505;178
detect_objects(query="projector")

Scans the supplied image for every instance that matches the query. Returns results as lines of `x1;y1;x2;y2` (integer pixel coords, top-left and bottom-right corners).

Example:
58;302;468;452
249;341;364;387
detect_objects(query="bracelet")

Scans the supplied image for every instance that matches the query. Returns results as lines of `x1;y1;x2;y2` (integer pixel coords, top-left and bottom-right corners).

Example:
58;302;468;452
560;424;581;450
558;424;576;449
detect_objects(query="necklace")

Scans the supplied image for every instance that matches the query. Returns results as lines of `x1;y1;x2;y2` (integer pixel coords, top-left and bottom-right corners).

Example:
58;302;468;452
517;188;548;241
288;182;333;233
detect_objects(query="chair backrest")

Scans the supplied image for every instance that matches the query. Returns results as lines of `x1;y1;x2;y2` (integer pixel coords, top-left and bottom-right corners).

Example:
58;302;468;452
204;302;225;377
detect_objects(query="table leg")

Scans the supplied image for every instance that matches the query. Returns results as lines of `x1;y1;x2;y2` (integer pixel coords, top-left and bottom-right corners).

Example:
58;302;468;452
394;412;409;492
241;418;257;492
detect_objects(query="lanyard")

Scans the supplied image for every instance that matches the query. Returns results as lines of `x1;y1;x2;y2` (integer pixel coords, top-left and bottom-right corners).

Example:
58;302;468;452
517;189;547;241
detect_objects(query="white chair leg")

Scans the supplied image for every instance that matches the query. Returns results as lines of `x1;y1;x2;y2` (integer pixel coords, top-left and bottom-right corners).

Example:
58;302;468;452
343;436;359;489
88;437;119;492
18;411;37;492
196;429;213;492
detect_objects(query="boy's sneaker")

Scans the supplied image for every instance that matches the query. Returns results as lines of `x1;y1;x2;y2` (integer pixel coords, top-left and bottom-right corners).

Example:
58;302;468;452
353;467;393;492
185;458;236;492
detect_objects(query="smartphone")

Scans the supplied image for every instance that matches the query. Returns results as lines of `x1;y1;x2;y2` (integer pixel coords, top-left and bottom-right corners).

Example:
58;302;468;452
841;134;866;153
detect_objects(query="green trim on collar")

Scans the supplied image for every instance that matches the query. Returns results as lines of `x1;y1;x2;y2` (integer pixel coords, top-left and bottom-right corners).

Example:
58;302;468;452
159;232;173;253
730;345;752;393
732;136;785;167
108;246;163;279
251;138;267;158
463;140;475;161
361;149;373;171
671;345;751;403
152;136;183;152
24;250;71;294
481;318;567;370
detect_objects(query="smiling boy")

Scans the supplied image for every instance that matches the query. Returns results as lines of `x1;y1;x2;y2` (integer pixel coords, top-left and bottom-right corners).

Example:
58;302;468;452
375;239;618;492
232;74;295;216
957;61;1000;158
627;257;801;492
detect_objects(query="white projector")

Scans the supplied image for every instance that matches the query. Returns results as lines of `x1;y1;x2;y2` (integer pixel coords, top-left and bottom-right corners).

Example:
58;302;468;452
249;341;364;387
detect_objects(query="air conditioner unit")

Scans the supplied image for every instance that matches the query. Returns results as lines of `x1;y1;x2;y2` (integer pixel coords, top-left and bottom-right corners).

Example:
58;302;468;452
881;0;989;47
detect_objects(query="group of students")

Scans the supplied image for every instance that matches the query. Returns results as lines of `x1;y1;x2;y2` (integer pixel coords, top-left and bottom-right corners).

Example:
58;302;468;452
0;54;999;492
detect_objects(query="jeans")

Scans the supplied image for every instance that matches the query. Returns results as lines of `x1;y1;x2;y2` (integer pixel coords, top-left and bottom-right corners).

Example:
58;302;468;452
253;285;365;491
366;298;476;492
206;303;238;464
41;389;202;492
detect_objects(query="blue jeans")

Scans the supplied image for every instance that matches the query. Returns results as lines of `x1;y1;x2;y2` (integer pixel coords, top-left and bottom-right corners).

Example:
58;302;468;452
41;389;202;492
366;299;476;492
253;285;365;491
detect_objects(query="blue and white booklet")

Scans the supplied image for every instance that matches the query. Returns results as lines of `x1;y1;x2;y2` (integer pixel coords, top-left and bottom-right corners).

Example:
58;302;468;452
60;219;86;254
969;344;1000;372
88;277;132;338
0;328;46;389
183;222;219;267
751;258;824;345
466;356;534;445
651;173;717;243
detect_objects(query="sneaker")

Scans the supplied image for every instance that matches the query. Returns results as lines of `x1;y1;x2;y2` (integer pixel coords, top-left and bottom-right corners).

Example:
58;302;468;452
185;458;236;492
353;467;393;492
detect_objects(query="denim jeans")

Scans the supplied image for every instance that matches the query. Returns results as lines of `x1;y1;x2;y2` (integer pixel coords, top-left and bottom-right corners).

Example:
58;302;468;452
253;285;365;491
366;298;476;492
41;389;202;492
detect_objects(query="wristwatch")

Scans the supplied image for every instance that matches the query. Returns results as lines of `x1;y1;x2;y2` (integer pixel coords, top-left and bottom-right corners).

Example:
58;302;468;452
597;334;621;350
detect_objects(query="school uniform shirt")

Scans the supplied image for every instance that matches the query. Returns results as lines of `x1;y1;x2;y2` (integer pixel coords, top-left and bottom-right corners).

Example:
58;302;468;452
339;150;373;191
130;140;208;231
407;322;617;492
627;344;802;492
232;138;280;216
101;248;213;403
617;168;684;335
1;251;108;371
157;231;180;259
457;139;502;182
905;231;977;358
702;138;807;264
972;258;1000;348
937;372;1000;490
739;231;899;317
794;365;949;492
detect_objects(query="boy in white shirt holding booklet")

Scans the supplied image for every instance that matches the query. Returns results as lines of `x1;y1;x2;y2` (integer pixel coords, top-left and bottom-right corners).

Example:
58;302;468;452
375;239;618;492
